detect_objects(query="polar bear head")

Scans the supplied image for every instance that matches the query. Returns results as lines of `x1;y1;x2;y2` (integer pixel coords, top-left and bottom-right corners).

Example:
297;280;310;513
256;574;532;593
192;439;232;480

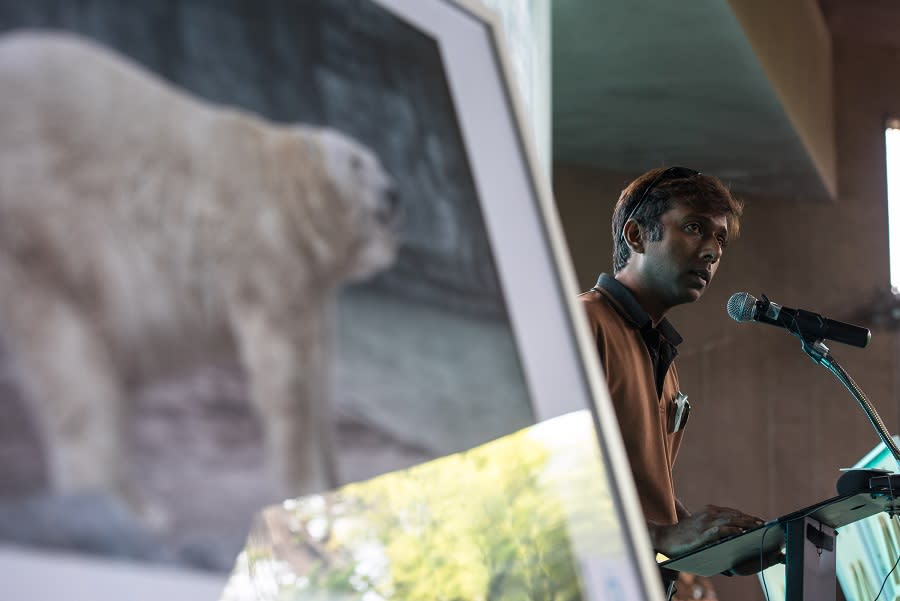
281;126;401;284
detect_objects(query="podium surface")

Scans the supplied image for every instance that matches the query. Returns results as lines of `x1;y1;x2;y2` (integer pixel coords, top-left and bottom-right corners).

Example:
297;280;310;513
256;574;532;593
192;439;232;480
660;492;895;576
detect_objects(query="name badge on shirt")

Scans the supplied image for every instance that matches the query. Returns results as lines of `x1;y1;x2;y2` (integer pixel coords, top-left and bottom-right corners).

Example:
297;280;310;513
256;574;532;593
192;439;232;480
668;391;691;434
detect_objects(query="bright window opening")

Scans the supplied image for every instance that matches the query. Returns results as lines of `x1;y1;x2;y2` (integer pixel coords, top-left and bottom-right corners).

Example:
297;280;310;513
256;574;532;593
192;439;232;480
887;122;900;291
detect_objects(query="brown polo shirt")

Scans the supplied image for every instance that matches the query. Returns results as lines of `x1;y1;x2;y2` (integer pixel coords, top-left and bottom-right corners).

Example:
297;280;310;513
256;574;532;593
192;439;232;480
579;273;685;525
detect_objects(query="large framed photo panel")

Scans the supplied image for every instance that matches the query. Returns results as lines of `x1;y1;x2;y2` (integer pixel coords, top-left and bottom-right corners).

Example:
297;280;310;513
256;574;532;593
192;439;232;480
365;2;664;598
0;0;661;599
368;3;667;597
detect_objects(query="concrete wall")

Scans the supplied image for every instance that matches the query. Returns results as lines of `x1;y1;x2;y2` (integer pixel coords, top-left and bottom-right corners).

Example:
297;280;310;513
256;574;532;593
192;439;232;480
553;35;900;601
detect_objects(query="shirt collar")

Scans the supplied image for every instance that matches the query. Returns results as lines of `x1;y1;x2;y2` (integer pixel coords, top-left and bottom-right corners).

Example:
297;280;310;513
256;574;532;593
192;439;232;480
594;273;683;347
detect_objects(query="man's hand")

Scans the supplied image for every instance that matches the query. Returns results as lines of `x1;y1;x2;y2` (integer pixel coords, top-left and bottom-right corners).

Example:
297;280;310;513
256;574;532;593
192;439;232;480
649;504;764;558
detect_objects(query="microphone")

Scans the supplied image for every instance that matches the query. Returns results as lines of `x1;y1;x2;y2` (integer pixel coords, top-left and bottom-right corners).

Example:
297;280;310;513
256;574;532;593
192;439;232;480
726;292;871;349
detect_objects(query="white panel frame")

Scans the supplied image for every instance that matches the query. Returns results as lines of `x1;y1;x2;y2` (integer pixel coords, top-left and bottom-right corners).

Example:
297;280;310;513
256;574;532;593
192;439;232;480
371;1;665;599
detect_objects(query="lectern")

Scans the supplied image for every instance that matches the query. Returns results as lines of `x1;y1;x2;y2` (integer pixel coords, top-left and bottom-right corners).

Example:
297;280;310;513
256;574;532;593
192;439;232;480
660;473;900;600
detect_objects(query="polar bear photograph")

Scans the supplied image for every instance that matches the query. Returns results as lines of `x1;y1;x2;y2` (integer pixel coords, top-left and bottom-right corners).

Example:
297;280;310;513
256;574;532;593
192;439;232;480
0;0;533;574
0;29;399;506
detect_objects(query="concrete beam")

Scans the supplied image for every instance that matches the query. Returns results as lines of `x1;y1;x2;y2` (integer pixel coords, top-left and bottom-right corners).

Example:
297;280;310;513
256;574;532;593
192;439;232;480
728;0;837;199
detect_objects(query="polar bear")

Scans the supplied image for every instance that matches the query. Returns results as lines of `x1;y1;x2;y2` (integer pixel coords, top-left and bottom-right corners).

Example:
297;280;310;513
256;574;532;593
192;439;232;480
0;31;400;508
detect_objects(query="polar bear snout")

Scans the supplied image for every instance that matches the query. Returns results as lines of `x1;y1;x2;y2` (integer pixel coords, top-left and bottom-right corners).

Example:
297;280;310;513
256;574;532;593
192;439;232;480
375;182;401;227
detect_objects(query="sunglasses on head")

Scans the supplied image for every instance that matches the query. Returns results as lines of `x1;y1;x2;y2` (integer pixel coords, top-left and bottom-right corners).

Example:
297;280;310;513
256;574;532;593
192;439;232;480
621;166;700;240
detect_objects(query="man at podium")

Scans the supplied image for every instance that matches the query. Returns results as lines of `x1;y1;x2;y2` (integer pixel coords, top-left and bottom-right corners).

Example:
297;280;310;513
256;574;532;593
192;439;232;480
578;167;764;597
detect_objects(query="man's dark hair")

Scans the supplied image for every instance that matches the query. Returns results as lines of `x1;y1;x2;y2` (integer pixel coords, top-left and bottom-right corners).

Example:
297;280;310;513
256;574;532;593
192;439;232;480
611;167;744;273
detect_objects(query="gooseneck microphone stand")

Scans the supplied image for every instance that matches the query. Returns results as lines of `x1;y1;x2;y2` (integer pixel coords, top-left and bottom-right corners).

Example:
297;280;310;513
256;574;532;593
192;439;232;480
794;326;900;473
761;294;900;600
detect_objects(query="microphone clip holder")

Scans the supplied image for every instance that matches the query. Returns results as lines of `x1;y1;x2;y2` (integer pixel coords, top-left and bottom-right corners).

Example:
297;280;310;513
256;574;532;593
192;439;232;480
755;293;772;319
800;338;831;366
759;294;832;362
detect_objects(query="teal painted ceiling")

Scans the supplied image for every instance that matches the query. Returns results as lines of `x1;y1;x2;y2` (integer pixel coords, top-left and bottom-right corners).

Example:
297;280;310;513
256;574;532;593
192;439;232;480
552;0;831;200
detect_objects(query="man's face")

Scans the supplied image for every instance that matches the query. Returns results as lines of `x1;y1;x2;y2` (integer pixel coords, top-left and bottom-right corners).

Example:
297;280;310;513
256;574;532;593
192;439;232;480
639;202;729;308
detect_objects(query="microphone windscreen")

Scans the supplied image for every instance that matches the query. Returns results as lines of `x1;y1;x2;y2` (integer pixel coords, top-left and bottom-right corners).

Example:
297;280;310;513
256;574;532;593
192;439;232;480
727;292;757;323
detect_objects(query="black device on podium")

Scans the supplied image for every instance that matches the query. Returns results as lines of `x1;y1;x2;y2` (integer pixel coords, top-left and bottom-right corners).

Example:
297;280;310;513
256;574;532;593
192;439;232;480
660;293;900;600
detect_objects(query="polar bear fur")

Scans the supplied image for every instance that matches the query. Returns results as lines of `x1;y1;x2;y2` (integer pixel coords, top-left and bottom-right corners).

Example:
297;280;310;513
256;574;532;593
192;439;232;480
0;31;399;507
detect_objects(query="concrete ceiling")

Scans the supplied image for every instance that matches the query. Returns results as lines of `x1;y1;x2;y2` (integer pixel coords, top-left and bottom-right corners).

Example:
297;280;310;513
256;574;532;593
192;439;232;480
552;0;831;201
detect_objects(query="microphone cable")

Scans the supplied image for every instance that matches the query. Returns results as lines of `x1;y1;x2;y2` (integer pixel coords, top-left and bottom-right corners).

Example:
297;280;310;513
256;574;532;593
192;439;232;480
874;523;900;601
758;524;772;601
874;472;900;600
